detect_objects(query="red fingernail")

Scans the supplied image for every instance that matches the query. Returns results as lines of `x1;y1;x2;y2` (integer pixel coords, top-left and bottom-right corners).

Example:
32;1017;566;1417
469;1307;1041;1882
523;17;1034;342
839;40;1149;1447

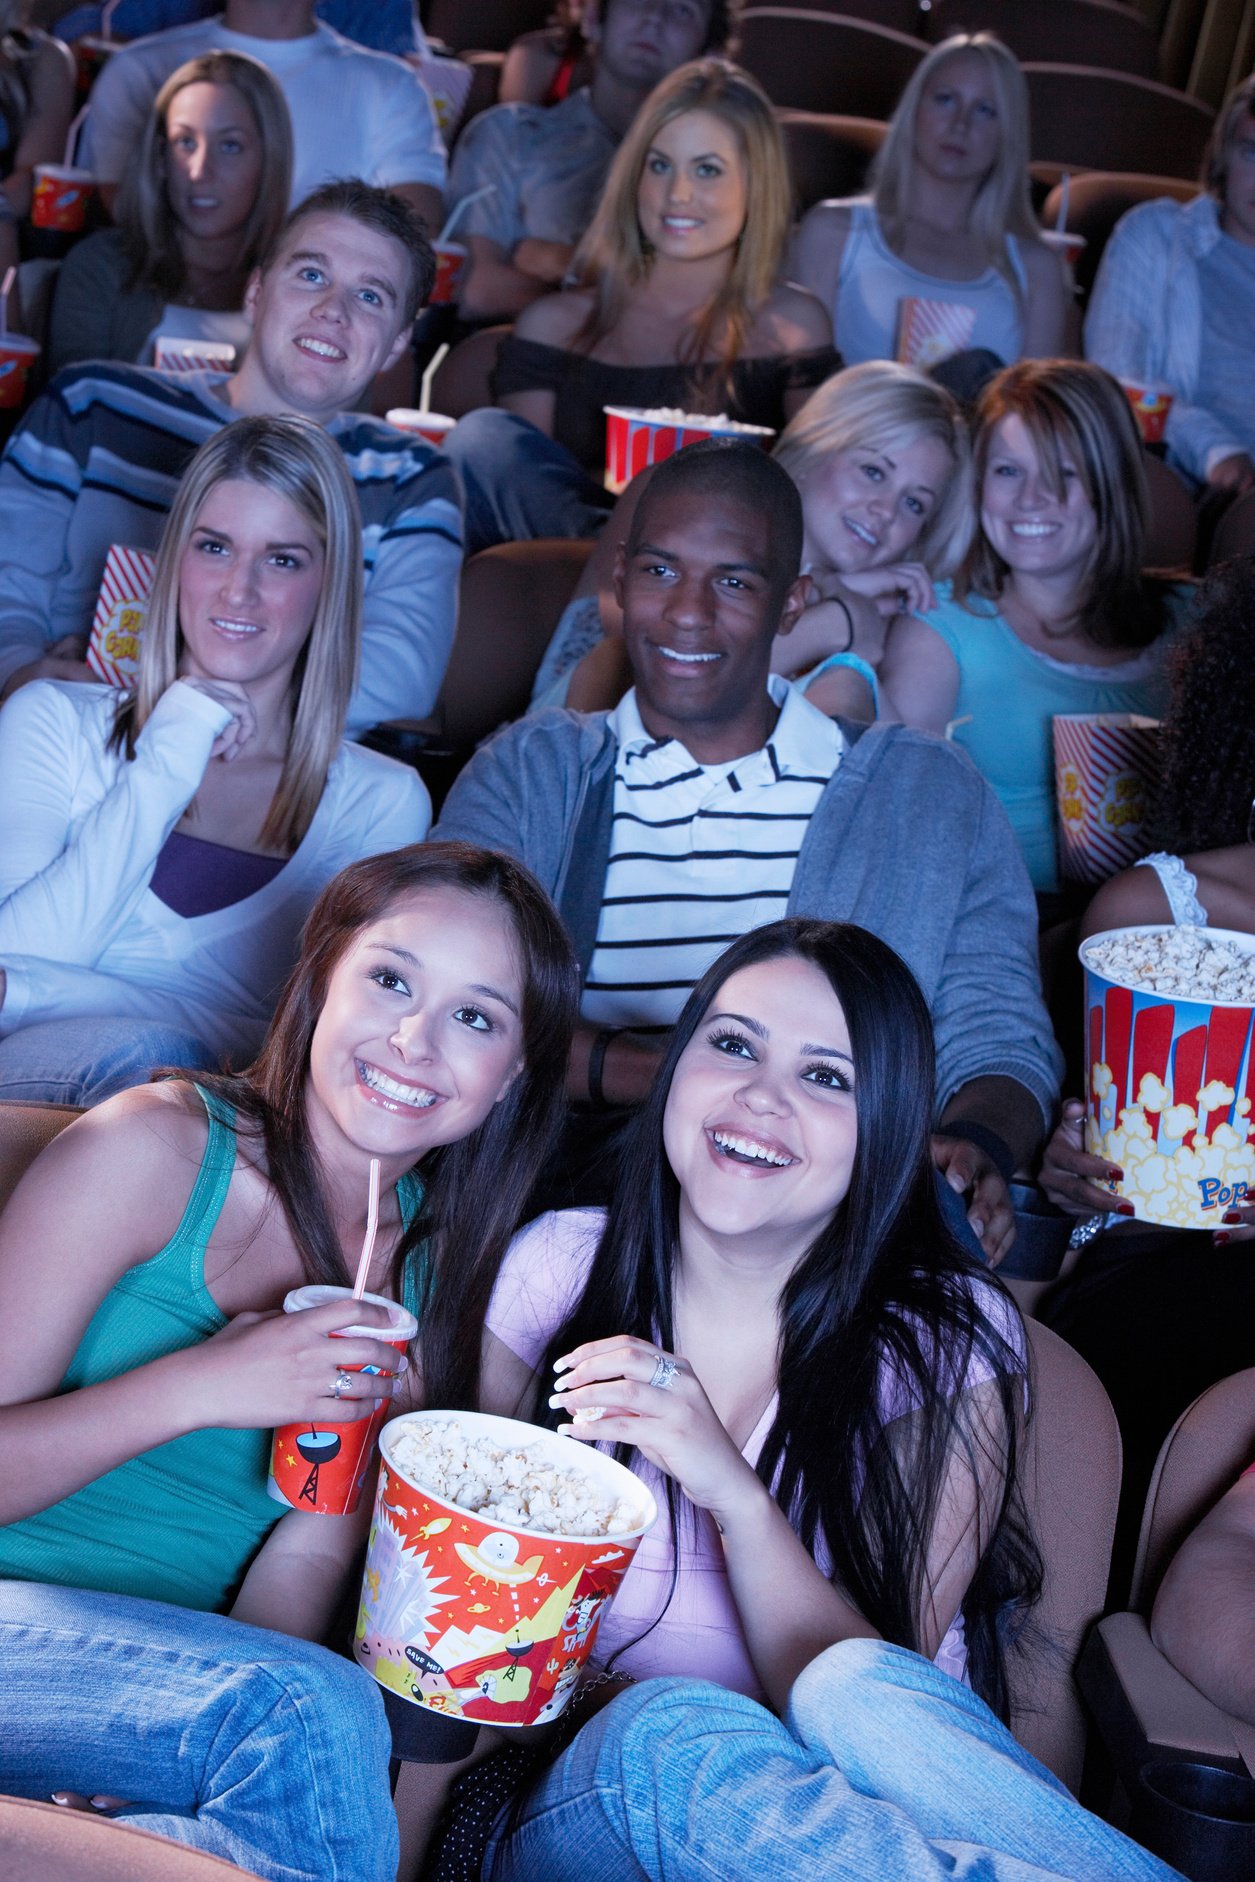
1223;1211;1243;1224
1117;1201;1136;1215
1216;1232;1231;1245
1107;1169;1124;1182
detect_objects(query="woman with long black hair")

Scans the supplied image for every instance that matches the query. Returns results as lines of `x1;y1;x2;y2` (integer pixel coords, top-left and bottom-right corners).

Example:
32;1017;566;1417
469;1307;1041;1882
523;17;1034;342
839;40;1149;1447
419;918;1171;1881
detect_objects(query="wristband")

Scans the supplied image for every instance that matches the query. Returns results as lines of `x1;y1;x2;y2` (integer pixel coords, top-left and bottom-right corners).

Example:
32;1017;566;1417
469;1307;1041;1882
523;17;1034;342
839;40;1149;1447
587;1028;617;1110
938;1118;1017;1184
802;651;880;715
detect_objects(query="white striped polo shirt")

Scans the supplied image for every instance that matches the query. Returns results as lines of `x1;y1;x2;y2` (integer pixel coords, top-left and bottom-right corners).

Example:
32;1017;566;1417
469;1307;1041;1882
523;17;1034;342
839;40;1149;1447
582;678;846;1031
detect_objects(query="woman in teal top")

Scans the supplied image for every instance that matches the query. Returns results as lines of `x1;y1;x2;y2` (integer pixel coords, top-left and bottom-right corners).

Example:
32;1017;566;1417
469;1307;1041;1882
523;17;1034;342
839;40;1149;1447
878;360;1183;895
0;841;578;1882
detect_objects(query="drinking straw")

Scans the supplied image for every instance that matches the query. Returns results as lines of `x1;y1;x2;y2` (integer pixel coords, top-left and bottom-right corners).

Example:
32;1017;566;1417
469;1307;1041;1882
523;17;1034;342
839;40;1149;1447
419;342;449;413
352;1158;382;1299
101;0;122;30
1055;172;1070;233
437;185;494;247
0;268;14;339
63;105;88;169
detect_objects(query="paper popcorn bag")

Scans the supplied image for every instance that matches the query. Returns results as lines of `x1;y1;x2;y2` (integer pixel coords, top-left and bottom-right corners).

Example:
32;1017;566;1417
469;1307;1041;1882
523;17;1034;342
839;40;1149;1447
1053;712;1160;885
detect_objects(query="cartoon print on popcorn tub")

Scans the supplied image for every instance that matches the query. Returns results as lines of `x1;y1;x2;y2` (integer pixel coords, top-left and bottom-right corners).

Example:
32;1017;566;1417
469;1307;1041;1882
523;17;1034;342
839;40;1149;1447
354;1410;656;1728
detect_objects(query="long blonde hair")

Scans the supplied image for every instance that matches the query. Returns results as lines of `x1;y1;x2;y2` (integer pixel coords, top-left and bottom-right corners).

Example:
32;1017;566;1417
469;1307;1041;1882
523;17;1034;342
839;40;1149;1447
117;51;292;304
113;415;362;854
774;361;973;577
870;33;1041;296
571;58;791;391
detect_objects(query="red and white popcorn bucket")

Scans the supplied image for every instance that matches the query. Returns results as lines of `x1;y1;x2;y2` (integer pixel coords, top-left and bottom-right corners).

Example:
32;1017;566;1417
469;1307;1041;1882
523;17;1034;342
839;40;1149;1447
602;407;774;497
87;544;156;688
1053;713;1160;885
1082;926;1255;1228
895;298;978;370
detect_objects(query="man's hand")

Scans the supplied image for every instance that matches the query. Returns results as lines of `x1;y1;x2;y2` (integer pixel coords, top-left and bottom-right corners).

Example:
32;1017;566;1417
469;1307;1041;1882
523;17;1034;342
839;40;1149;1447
1207;451;1255;496
1;635;93;700
930;1133;1016;1266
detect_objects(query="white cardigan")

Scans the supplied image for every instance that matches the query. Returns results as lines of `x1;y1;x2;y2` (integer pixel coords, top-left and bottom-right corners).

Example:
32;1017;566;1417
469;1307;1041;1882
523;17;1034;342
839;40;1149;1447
0;680;429;1059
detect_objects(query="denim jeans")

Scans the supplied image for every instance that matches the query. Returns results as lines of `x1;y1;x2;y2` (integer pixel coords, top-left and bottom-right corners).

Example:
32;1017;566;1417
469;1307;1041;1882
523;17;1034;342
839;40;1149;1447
443;409;613;556
0;1581;398;1882
0;1017;218;1105
484;1639;1181;1882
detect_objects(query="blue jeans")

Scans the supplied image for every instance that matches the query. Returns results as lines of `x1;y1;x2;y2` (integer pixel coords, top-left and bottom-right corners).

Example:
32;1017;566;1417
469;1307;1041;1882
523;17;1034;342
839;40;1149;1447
484;1639;1181;1882
0;1017;218;1105
443;409;613;556
0;1581;398;1882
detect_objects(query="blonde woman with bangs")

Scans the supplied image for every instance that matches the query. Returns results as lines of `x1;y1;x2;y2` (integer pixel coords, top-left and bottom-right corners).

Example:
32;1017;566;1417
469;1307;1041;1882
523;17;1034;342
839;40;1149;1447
791;34;1068;383
878;360;1186;899
0;413;426;1105
446;58;836;552
48;50;292;375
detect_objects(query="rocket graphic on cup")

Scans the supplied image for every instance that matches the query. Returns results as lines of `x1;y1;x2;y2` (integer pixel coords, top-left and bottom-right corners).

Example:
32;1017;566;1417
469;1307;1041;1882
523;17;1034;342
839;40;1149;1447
269;1285;417;1515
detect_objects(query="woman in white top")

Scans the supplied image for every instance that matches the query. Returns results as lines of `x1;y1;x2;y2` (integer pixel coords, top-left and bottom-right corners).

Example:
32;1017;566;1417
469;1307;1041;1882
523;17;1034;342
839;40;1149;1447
790;33;1068;379
0;413;426;1104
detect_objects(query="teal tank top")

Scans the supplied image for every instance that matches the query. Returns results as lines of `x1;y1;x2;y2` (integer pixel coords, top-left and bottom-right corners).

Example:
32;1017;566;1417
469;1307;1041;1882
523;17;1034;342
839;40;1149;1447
0;1087;426;1613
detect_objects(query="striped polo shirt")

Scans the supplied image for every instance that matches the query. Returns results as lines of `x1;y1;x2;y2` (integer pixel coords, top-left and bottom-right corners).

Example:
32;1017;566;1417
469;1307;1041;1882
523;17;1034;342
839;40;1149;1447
582;678;845;1030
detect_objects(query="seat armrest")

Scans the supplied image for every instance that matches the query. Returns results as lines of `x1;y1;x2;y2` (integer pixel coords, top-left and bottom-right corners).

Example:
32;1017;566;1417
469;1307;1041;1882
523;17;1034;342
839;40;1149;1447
1079;1612;1247;1783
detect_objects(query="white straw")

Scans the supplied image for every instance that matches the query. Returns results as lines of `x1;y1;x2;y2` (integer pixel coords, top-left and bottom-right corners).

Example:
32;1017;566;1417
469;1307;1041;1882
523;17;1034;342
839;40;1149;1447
63;104;88;169
101;0;122;31
352;1158;381;1300
419;342;449;414
437;185;494;246
0;267;14;339
1055;172;1070;233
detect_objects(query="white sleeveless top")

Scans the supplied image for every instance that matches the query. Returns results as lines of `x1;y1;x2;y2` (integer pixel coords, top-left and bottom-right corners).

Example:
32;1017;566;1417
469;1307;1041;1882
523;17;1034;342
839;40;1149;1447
833;198;1027;368
1135;852;1208;926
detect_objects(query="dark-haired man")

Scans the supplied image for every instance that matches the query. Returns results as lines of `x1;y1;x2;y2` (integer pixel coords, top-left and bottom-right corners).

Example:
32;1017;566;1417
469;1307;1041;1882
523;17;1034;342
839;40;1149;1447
0;182;462;736
435;440;1062;1259
449;0;735;323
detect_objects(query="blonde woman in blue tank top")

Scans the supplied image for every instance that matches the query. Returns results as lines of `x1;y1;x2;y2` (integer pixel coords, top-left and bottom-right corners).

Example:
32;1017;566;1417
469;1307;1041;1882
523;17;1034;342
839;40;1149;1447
790;34;1069;377
0;843;577;1882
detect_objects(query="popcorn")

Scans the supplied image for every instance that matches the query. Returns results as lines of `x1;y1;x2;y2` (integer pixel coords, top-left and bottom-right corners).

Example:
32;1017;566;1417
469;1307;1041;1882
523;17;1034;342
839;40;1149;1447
1086;927;1255;1004
387;1418;638;1538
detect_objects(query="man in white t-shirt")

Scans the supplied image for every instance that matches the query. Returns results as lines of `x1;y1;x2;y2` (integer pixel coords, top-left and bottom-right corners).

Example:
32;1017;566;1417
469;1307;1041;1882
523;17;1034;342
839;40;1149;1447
81;0;445;230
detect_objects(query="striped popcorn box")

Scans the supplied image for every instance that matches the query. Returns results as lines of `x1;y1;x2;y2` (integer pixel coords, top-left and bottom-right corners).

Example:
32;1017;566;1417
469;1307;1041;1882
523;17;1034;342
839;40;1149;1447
603;407;775;497
1053;712;1160;885
895;298;978;369
153;337;237;374
87;544;157;688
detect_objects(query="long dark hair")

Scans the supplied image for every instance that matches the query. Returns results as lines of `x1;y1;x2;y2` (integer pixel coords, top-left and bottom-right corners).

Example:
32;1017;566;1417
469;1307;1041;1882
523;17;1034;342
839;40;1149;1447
1153;556;1255;853
200;843;578;1409
535;919;1040;1717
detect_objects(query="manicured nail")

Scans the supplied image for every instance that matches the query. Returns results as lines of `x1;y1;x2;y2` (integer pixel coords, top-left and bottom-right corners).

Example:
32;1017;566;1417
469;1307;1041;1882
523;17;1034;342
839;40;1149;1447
1216;1232;1231;1245
970;1218;986;1240
1117;1202;1136;1216
1107;1168;1124;1182
547;1393;570;1409
553;1355;572;1374
50;1794;69;1807
1223;1211;1243;1224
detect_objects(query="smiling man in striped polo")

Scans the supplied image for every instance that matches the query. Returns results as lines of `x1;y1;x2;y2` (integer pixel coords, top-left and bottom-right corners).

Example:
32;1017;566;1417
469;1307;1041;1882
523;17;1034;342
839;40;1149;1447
435;440;1062;1262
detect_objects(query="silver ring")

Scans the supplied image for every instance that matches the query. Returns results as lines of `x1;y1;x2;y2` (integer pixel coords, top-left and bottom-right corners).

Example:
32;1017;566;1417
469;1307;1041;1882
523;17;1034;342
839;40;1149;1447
648;1354;679;1392
331;1370;353;1400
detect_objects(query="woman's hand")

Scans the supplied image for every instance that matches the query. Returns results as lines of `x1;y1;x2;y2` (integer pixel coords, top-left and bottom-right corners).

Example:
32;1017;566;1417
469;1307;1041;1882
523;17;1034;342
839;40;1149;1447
839;560;936;620
175;676;258;762
549;1335;763;1527
183;1297;406;1432
1038;1100;1134;1219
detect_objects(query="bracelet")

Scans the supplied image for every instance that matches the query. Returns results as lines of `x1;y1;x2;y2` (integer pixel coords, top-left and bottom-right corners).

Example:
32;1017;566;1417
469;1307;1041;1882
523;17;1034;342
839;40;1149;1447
587;1027;617;1110
938;1118;1017;1184
832;594;854;654
801;651;880;715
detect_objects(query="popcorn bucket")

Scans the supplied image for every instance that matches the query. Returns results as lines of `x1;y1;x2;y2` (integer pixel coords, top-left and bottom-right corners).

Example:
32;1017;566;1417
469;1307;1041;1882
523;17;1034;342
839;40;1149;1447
1119;378;1174;446
1082;926;1255;1228
1053;713;1160;885
0;334;40;411
384;409;456;447
429;242;468;307
355;1411;656;1728
31;164;94;232
269;1287;417;1517
153;337;237;374
86;544;156;687
602;406;775;497
1040;228;1087;271
895;297;978;370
